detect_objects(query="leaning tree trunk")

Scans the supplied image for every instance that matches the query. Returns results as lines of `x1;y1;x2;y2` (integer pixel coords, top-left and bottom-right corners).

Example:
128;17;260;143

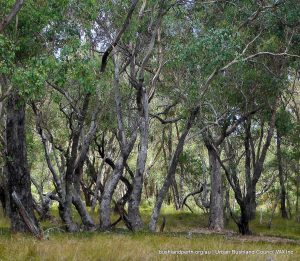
171;177;180;210
6;92;39;232
73;167;95;229
100;156;126;229
277;134;288;219
100;55;137;230
149;106;199;231
207;146;224;231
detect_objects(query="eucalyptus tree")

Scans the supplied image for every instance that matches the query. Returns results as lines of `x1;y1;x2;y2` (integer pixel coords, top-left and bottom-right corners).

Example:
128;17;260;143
148;0;261;231
275;107;294;218
291;97;300;221
96;0;170;230
0;0;70;235
29;1;105;231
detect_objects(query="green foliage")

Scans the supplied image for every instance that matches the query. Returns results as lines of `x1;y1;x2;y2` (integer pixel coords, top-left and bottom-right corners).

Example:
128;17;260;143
276;107;293;137
0;35;17;75
259;35;283;53
11;58;47;99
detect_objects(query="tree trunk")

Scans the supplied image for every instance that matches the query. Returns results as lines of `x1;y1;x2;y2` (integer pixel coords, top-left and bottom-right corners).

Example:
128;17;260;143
100;156;125;229
224;188;230;225
238;202;251;235
249;188;257;220
276;134;288;219
171;176;180;210
73;167;95;229
128;86;149;230
61;158;77;232
149;106;199;231
6;92;39;233
244;121;256;220
207;146;224;231
296;163;300;222
100;55;138;230
0;166;10;217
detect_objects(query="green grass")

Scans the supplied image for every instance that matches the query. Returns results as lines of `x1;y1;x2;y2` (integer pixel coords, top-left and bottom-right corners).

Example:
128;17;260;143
225;213;300;240
0;206;300;260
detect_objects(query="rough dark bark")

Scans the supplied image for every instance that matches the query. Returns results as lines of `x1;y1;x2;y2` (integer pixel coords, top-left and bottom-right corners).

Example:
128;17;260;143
219;100;278;235
238;202;252;235
276;133;288;219
0;185;6;215
100;0;139;72
6;92;39;233
0;166;10;217
181;187;203;212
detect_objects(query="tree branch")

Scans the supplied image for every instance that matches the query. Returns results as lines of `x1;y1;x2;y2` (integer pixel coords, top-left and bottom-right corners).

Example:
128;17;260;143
0;0;24;33
100;0;139;72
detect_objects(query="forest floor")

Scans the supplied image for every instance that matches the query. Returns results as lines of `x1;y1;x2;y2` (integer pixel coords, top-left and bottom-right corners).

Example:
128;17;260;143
0;204;300;260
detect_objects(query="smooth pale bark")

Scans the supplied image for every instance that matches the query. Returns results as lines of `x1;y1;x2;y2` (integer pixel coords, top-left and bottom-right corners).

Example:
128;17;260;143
6;92;39;233
33;94;96;231
70;112;98;229
99;135;136;229
149;106;199;231
100;156;126;229
100;56;137;230
37;121;76;231
127;6;164;229
128;86;149;230
207;145;224;231
73;167;95;229
90;160;105;212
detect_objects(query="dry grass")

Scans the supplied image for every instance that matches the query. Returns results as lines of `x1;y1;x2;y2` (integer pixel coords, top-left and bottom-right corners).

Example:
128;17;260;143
0;232;300;261
0;206;300;260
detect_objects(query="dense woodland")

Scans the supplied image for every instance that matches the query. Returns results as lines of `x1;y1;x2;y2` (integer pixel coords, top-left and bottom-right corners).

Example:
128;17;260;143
0;0;300;242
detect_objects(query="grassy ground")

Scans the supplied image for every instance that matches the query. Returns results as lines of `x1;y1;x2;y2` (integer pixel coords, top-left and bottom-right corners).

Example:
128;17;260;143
0;204;300;260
